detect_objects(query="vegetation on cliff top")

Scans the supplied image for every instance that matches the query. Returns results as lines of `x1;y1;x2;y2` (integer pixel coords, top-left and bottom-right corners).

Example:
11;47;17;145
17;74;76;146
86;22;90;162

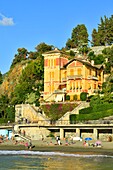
1;14;113;122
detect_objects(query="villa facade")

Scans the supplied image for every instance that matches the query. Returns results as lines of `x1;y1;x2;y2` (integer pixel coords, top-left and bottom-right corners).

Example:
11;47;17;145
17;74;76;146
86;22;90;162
43;48;104;102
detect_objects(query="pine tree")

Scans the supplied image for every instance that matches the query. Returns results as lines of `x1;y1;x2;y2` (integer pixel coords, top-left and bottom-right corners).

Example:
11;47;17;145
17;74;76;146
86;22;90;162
65;24;88;49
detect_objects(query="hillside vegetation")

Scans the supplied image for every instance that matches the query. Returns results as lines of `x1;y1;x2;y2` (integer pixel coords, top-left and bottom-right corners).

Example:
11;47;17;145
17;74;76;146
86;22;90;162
1;14;113;122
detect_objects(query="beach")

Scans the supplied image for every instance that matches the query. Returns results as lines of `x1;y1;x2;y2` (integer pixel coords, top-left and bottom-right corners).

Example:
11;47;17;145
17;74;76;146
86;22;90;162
0;139;113;169
0;138;113;155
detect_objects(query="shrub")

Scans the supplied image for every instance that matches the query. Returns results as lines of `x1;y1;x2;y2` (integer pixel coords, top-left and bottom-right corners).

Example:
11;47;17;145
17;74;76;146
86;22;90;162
70;114;76;124
47;132;55;138
66;95;70;100
79;107;93;114
80;92;88;101
77;108;113;121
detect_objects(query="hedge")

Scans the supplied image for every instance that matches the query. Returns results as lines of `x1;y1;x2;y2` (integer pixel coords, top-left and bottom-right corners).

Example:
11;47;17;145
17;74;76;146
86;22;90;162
77;108;113;121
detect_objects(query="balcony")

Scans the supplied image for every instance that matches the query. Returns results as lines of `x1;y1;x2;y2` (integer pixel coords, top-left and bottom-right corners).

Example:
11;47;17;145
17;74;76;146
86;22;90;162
54;89;66;94
92;76;98;80
67;75;82;80
87;75;98;80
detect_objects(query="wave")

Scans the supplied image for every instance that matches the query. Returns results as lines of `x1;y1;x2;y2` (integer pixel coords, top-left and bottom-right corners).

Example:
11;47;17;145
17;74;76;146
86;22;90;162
0;150;113;158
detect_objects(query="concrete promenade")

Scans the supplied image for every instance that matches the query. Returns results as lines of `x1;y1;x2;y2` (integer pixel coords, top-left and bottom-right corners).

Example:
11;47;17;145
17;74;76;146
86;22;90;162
1;121;113;141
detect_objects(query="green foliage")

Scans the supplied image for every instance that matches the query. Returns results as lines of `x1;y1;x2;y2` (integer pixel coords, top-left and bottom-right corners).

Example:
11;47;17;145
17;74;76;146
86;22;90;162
71;24;89;48
41;103;77;120
91;29;100;46
88;51;105;65
79;107;93;114
47;132;55;138
80;92;88;101
0;118;14;124
35;42;54;53
0;94;15;120
77;108;113;121
6;106;15;119
66;38;75;49
0;71;3;84
28;51;40;60
66;24;88;49
66;95;70;100
70;114;76;124
11;59;44;105
91;15;113;46
79;43;90;55
102;46;113;73
90;95;102;107
10;48;28;69
78;98;113;121
69;50;75;57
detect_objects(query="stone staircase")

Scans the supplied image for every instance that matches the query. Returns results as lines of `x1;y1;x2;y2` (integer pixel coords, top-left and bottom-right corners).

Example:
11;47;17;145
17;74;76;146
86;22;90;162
15;104;50;125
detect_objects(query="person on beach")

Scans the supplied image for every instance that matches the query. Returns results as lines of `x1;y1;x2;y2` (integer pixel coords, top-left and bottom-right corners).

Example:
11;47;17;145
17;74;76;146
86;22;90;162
25;142;29;149
28;140;32;149
23;130;25;136
57;137;61;145
83;141;88;147
65;137;69;145
56;136;59;144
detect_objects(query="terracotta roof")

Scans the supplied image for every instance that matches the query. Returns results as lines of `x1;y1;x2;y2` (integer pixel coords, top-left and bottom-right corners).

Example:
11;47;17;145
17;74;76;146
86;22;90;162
43;48;67;55
63;58;103;70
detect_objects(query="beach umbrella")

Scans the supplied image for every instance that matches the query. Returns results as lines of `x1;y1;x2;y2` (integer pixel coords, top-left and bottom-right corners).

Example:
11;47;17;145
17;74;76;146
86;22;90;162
95;140;101;145
85;137;92;141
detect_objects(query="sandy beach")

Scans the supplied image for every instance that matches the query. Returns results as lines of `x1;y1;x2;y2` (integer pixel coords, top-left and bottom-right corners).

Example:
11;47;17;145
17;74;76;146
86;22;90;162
0;138;113;156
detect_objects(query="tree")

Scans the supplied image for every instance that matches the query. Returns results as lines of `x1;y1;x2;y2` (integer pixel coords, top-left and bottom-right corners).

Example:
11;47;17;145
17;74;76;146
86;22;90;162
80;92;88;101
71;24;89;48
11;59;44;105
78;43;90;55
65;24;88;49
91;15;113;46
0;95;10;118
94;54;105;65
0;71;3;84
10;48;28;68
35;42;54;54
28;51;39;60
65;38;75;49
91;29;100;46
102;46;113;73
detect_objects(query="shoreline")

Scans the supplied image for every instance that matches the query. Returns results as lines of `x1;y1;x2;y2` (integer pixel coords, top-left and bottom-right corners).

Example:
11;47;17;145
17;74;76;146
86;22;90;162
0;140;113;156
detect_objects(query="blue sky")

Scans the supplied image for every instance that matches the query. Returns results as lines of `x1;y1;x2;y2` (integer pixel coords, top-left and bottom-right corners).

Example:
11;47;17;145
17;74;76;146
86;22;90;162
0;0;113;74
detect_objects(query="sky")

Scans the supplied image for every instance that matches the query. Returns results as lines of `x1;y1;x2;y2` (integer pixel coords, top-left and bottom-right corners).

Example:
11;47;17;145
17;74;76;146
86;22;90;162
0;0;113;74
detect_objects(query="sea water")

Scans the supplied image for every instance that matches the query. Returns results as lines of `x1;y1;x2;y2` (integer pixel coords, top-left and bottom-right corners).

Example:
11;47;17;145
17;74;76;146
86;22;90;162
0;150;113;170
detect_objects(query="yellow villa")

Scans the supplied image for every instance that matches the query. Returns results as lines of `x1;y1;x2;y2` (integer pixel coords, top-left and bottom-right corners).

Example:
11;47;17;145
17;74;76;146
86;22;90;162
43;48;104;102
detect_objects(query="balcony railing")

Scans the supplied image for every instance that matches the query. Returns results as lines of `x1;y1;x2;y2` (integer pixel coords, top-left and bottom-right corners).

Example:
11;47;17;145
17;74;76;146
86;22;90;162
87;75;98;80
54;89;66;94
67;75;82;80
14;120;113;126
